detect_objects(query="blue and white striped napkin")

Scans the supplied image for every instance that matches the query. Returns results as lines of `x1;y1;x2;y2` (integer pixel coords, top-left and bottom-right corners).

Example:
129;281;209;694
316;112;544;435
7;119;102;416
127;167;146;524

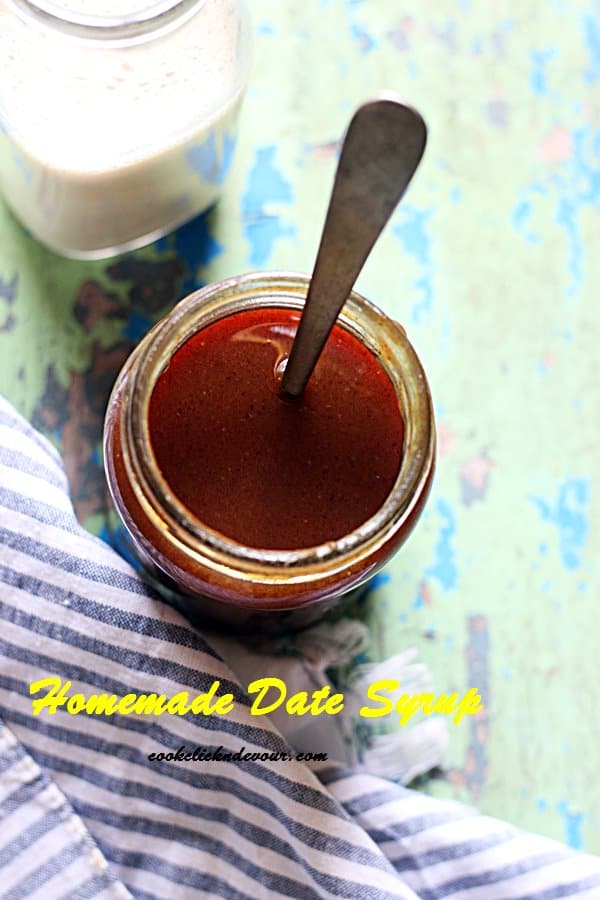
0;394;599;899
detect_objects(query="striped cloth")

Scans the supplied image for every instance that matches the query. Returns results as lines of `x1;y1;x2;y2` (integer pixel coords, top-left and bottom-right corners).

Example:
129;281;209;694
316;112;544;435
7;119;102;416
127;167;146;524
0;392;599;900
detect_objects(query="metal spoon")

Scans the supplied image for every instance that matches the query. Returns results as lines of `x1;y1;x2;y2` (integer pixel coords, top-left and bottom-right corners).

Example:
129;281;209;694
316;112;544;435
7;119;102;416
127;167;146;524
281;97;427;397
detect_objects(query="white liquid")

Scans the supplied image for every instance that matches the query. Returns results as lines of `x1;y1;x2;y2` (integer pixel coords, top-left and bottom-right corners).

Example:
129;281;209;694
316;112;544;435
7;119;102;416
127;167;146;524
51;0;172;15
0;0;249;256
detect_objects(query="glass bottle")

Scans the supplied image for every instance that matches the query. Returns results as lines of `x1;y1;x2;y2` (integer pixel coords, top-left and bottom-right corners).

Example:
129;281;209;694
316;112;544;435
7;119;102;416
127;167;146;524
0;0;252;257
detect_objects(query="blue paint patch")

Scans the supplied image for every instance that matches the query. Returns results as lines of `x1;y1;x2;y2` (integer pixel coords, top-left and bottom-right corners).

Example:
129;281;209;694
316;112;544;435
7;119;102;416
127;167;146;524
424;499;458;591
564;125;600;294
529;48;556;95
398;612;408;623
539;541;548;555
583;14;600;83
153;235;170;254
541;580;551;593
98;523;118;552
258;21;274;36
368;572;392;590
530;478;590;570
186;129;237;187
395;207;431;260
444;636;454;652
244;147;292;207
577;580;587;592
98;523;142;572
450;186;462;203
244;219;295;267
413;276;434;323
412;593;424;609
557;801;584;850
511;199;540;244
393;205;434;325
123;310;154;343
356;570;392;606
241;146;295;265
512;200;531;230
174;211;223;296
97;524;112;550
556;196;582;296
350;22;377;53
345;0;376;53
537;796;548;812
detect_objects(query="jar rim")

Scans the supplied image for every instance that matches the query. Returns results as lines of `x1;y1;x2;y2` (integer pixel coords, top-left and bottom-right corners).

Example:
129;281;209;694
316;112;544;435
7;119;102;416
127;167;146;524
119;271;435;584
7;0;207;42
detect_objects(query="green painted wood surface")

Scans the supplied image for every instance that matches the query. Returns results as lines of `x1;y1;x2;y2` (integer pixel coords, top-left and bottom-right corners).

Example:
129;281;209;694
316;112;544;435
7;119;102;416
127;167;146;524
0;0;598;854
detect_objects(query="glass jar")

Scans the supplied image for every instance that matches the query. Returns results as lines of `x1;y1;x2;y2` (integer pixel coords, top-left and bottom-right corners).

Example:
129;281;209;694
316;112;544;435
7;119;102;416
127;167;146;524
0;0;251;257
103;272;436;633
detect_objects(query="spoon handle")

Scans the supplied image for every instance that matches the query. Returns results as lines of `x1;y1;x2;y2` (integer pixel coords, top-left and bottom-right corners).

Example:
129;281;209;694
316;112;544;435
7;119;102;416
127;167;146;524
281;97;427;397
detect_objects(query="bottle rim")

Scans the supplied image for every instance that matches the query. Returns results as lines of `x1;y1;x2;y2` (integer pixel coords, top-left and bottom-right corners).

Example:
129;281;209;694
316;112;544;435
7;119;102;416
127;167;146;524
115;271;436;586
6;0;207;43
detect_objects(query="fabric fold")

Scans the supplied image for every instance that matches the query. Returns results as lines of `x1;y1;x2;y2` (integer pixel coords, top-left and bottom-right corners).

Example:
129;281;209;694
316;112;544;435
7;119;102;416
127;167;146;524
0;719;131;899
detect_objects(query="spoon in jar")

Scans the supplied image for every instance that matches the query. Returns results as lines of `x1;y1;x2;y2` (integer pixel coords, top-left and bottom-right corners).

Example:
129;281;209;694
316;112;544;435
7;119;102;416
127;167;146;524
281;96;427;397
